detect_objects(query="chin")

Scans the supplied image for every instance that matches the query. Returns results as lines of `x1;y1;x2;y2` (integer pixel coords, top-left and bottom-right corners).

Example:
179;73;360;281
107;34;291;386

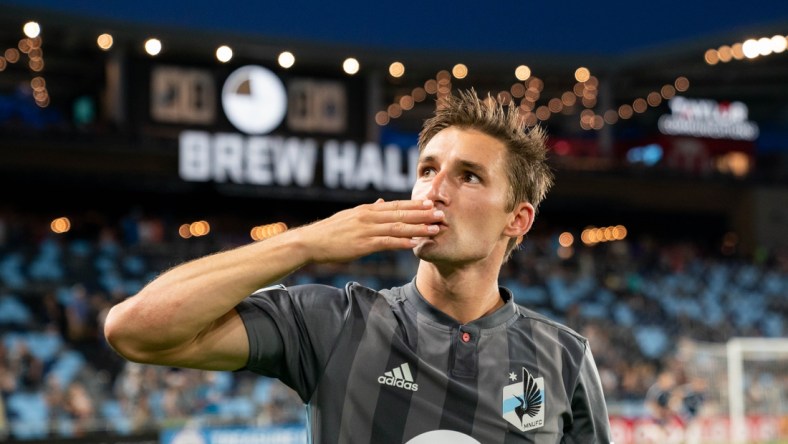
412;241;441;261
413;243;462;265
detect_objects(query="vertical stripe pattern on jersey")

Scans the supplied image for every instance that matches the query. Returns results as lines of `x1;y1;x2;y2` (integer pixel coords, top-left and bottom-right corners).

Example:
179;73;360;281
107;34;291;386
335;288;395;443
402;310;451;440
472;324;511;442
368;299;421;443
438;326;479;434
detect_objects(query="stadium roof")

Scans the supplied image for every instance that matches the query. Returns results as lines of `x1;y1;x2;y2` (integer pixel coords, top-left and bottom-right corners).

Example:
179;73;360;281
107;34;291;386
1;1;787;148
4;0;788;57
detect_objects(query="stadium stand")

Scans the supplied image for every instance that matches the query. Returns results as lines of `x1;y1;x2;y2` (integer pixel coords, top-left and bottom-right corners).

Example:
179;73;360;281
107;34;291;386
0;209;785;440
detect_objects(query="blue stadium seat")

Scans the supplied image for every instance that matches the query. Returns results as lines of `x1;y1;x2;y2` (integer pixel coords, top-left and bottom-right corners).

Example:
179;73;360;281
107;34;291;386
0;294;32;325
101;399;133;435
48;349;85;386
633;326;669;359
0;253;27;289
6;391;49;439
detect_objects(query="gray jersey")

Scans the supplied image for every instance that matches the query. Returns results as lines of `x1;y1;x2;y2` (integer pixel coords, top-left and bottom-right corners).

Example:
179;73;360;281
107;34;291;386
237;279;612;443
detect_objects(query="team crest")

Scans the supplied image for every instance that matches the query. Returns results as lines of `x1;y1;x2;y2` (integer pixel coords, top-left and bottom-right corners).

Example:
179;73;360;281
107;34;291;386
502;368;545;432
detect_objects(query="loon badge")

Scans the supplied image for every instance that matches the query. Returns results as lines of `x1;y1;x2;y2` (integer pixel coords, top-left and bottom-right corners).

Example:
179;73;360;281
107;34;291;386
502;368;545;432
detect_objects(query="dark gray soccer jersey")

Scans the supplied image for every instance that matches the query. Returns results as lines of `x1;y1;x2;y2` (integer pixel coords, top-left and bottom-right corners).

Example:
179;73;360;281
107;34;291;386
237;279;612;443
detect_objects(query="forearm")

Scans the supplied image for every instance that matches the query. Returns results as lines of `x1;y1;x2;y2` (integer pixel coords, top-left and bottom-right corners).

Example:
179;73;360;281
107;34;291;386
104;228;309;359
103;198;442;365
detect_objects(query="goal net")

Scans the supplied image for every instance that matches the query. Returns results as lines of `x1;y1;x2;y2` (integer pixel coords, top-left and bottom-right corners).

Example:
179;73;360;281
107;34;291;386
677;337;788;443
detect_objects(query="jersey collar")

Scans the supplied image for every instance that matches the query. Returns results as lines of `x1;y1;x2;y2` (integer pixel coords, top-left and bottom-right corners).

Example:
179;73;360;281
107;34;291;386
402;278;518;329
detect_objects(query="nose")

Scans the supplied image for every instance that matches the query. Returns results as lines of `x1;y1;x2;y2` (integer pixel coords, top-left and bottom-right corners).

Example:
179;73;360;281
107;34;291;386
425;170;450;205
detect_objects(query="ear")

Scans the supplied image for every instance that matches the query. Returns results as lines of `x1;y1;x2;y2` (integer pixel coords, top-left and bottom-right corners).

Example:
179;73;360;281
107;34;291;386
504;202;534;243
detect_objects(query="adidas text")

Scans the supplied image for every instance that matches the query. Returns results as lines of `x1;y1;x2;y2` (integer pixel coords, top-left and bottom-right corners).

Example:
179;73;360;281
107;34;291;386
378;376;418;391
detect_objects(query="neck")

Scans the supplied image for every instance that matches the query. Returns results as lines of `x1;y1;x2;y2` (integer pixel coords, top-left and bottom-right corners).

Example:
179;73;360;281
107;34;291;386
415;260;504;324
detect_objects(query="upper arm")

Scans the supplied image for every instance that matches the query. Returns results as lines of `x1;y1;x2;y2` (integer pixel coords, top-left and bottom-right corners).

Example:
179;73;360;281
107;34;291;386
565;344;612;443
142;308;251;371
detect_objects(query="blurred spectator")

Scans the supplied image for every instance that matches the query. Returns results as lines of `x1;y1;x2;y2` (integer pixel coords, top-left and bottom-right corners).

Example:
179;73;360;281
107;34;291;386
645;369;681;426
64;381;95;436
0;209;785;439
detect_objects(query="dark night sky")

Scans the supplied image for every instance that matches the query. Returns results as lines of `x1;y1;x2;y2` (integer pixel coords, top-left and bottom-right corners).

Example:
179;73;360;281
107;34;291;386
5;0;788;56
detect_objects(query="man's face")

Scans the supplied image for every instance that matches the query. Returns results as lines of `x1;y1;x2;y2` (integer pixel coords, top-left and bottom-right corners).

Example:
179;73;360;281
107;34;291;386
411;126;521;266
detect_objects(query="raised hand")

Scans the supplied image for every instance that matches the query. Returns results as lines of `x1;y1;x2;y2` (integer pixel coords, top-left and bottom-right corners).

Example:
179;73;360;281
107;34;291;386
295;198;445;264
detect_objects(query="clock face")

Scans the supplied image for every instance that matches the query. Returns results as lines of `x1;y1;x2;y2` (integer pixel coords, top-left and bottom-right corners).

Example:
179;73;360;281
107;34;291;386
222;65;287;135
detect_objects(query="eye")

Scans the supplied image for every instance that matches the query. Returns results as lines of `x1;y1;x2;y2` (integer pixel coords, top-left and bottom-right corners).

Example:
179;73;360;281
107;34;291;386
420;166;437;178
462;172;481;183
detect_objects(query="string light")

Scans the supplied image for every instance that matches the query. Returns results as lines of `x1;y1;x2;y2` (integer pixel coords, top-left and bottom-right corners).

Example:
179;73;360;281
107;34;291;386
342;57;360;75
179;221;211;238
581;225;627;246
97;33;113;50
144;38;162;56
374;63;684;132
215;45;233;63
23;21;40;38
1;24;49;107
451;63;468;79
50;217;71;234
278;51;295;68
388;61;405;78
704;33;787;64
251;222;288;241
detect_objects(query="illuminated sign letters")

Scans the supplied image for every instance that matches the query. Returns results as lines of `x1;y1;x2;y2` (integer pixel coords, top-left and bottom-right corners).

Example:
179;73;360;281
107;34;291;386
658;96;759;141
174;64;411;193
179;131;418;192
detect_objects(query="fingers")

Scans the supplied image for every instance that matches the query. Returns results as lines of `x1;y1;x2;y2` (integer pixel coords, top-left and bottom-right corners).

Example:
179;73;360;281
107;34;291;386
367;199;443;225
370;198;433;211
384;221;440;238
377;235;422;251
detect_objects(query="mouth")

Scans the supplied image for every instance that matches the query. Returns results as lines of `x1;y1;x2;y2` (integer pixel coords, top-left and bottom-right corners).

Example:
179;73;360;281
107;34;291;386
413;222;447;243
428;222;448;234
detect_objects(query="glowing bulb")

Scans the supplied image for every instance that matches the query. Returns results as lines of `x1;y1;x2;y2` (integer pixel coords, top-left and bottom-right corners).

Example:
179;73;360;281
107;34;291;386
97;33;113;50
514;65;531;81
771;35;787;53
452;63;468;79
375;111;390;126
278;51;295;68
558;232;574;247
23;21;40;38
742;39;759;58
389;61;405;78
757;37;772;56
216;45;233;63
574;67;590;82
50;217;70;233
674;76;690;92
343;57;359;75
144;38;162;56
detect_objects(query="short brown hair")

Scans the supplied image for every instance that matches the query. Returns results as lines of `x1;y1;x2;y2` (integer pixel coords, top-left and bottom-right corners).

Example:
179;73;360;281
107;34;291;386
418;89;554;258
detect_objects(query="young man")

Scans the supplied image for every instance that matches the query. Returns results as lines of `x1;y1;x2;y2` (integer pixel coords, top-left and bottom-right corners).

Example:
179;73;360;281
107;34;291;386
104;89;612;443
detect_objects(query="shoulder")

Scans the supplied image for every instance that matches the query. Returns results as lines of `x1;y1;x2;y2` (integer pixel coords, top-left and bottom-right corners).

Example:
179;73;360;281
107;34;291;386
242;283;348;316
513;302;589;349
248;281;389;310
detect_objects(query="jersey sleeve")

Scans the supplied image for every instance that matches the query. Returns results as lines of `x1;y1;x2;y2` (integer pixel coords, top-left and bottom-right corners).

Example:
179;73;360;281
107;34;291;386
235;283;351;402
563;342;613;444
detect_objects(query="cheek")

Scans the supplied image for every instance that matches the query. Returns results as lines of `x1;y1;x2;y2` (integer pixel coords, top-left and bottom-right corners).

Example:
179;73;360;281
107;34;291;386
411;182;427;199
468;197;509;228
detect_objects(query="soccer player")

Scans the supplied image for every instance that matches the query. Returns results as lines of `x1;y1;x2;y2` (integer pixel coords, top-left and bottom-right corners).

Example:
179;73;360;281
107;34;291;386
104;89;613;443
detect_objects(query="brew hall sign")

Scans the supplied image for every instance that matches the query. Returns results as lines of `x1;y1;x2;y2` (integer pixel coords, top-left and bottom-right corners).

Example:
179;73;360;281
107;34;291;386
152;64;418;193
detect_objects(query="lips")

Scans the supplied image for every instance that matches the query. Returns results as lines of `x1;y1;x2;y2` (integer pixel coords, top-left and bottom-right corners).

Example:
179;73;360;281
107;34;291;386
430;221;448;232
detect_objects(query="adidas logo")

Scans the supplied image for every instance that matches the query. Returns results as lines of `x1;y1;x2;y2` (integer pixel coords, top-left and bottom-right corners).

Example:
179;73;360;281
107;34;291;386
378;363;419;392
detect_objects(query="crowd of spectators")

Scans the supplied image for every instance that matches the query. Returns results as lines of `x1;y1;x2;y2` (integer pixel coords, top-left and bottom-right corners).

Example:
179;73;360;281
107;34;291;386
0;208;785;440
